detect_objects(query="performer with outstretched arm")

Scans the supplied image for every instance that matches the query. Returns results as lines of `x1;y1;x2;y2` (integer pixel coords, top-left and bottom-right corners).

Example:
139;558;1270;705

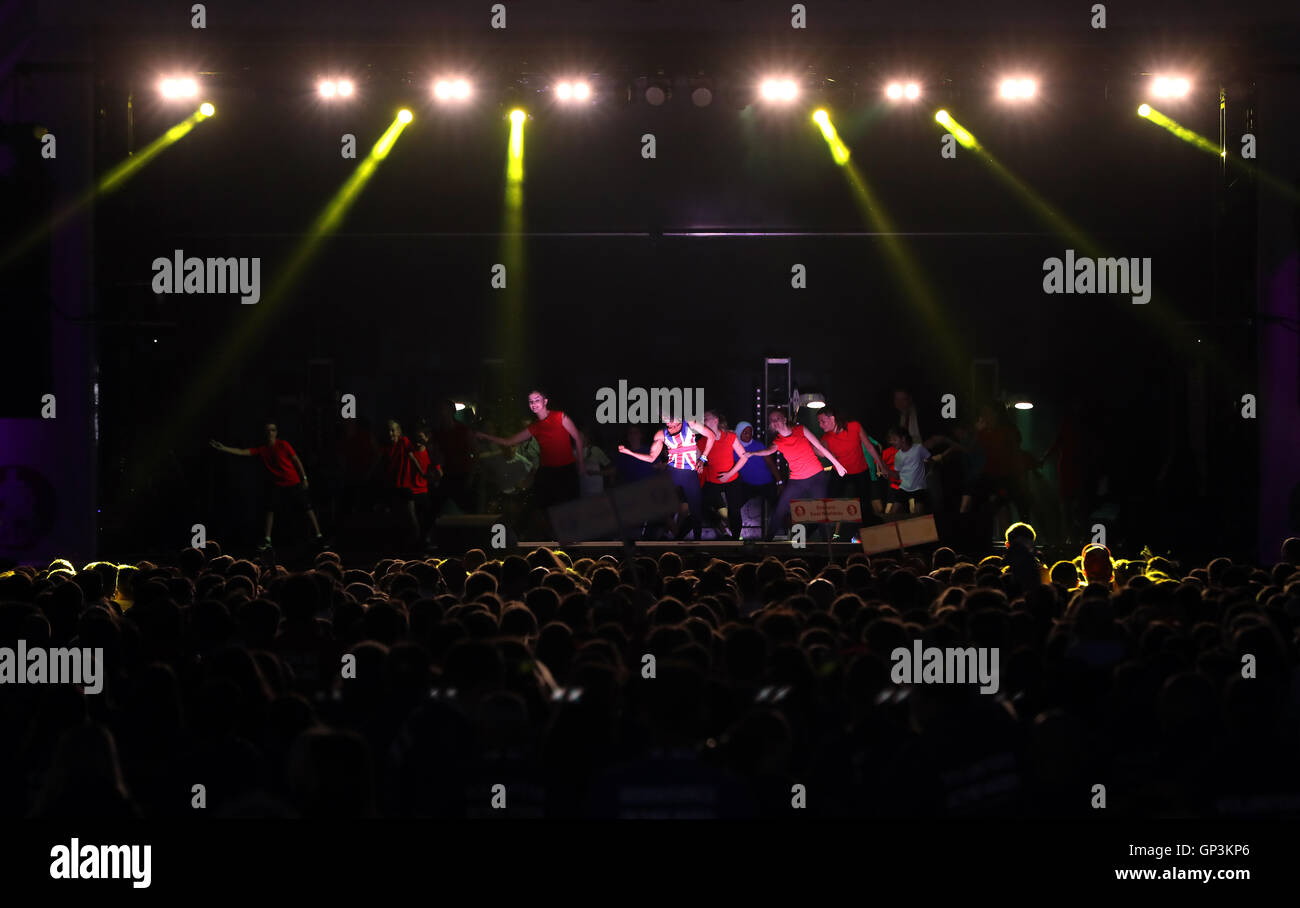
477;389;583;536
210;422;325;551
816;405;888;537
720;407;847;541
619;415;717;540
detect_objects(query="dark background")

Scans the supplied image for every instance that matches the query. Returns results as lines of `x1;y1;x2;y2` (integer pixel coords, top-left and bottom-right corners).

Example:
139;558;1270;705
3;0;1298;562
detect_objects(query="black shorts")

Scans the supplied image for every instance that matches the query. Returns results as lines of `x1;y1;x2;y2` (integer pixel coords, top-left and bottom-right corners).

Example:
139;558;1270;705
890;487;925;506
264;482;311;513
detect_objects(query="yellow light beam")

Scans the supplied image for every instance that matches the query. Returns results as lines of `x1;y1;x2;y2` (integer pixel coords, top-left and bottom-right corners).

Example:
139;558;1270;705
1139;103;1300;200
813;109;966;385
139;112;412;479
1;104;214;269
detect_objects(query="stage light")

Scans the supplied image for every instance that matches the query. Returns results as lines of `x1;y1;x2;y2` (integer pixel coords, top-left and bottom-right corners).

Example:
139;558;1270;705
691;86;712;107
812;109;849;164
759;78;799;103
318;80;337;99
1138;103;1151;117
159;77;199;100
510;108;526;124
886;81;921;102
454;402;467;411
1152;75;1190;98
933;109;978;150
555;80;591;103
1013;401;1034;410
998;77;1037;101
397;108;413;124
337;79;354;97
434;78;472;102
199;102;215;117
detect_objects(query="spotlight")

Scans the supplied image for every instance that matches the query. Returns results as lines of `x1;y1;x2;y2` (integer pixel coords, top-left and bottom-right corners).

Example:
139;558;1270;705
691;86;712;107
886;81;922;102
555;80;591;103
454;402;467;411
642;72;672;106
199;102;215;117
159;77;199;100
397;108;413;124
1151;75;1191;98
998;77;1037;101
336;79;354;98
318;80;337;99
759;78;799;103
434;78;473;102
1013;401;1034;410
509;108;526;124
812;108;829;125
1137;103;1151;117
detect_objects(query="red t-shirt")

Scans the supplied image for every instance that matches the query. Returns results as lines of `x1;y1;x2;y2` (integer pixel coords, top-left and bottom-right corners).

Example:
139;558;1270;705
528;410;576;467
820;421;869;475
774;426;823;481
882;446;901;490
250;440;301;487
407;447;430;494
702;431;739;484
384;436;414;488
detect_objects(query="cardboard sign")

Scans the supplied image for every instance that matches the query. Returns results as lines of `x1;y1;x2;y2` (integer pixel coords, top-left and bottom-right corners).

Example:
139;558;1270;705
791;498;862;523
860;513;939;554
609;474;679;526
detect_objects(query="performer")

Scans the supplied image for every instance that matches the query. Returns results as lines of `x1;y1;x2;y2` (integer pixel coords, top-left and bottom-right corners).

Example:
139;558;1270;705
699;410;749;538
721;407;847;541
816;406;888;538
734;420;781;538
619;415;717;540
380;419;429;547
477;390;583;536
210;422;325;551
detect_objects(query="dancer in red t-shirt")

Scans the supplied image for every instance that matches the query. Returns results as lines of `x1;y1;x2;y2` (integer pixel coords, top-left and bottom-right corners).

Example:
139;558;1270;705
478;389;583;537
699;410;749;538
211;422;325;551
722;408;847;541
816;406;887;538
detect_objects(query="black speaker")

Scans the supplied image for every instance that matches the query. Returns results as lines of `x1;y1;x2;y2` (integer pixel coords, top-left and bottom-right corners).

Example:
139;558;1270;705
434;514;516;552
